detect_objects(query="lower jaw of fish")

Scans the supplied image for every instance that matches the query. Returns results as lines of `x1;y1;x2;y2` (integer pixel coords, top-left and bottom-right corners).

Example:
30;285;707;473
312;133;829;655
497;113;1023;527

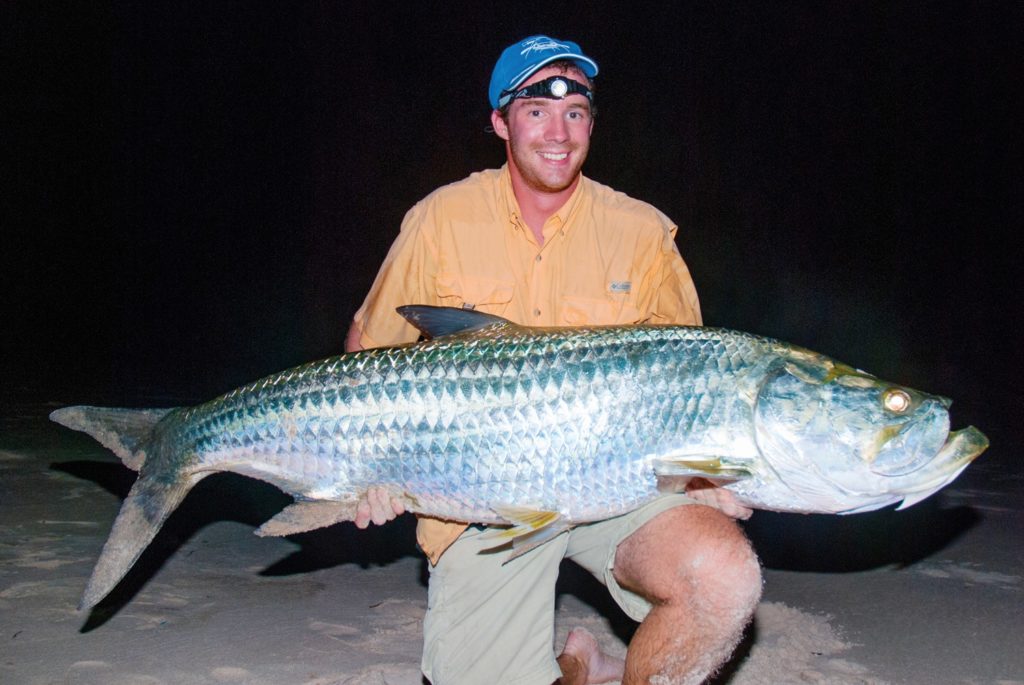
895;426;988;510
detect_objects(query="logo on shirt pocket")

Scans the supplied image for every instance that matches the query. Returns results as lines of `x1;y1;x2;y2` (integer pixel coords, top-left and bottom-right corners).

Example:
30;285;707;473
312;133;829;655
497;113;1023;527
609;281;632;294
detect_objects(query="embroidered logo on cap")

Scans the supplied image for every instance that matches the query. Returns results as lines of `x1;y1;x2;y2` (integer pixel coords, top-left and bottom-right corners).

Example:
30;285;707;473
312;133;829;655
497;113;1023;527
520;37;571;56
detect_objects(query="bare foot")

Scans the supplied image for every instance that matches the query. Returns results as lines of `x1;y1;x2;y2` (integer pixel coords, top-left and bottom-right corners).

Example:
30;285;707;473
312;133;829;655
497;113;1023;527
556;627;625;684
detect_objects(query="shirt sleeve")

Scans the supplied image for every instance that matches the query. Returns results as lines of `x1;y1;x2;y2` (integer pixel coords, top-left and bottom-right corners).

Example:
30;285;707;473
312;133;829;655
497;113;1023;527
631;213;702;327
651;224;703;326
352;201;440;348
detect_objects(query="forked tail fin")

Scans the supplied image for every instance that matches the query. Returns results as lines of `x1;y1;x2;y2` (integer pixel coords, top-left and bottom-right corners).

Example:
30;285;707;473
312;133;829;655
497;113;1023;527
49;405;206;610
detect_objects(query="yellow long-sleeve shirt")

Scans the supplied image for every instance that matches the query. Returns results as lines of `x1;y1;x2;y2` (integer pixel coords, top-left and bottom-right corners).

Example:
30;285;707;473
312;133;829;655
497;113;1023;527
352;164;702;563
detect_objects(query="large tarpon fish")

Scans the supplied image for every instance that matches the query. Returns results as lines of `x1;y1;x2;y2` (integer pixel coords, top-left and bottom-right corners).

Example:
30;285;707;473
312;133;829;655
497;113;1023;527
52;306;987;611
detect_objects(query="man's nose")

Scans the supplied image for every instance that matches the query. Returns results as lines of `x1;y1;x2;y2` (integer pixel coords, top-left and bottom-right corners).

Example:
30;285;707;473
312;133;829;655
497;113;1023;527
545;114;569;142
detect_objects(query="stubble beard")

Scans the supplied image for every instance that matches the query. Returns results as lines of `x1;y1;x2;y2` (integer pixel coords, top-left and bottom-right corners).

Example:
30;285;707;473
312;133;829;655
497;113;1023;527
509;137;588;194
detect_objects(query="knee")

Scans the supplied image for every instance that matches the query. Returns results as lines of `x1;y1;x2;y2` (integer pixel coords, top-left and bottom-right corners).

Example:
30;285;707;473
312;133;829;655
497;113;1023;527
617;507;762;618
695;533;762;619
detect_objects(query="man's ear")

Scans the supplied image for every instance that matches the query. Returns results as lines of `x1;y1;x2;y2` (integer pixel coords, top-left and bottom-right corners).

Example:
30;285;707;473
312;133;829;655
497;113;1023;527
490;109;510;141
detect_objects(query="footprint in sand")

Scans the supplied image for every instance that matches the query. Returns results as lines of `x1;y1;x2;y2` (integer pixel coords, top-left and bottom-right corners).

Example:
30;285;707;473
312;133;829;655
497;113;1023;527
308;619;362;639
210;666;254;682
338;664;423;684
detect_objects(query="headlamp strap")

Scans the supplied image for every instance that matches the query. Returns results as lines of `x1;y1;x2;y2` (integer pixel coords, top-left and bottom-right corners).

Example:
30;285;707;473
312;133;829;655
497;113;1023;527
499;75;593;108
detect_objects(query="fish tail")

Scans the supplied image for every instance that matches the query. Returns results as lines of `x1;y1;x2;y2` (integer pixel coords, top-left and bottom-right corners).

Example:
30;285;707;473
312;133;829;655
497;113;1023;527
50;405;177;471
79;467;207;610
49;404;201;610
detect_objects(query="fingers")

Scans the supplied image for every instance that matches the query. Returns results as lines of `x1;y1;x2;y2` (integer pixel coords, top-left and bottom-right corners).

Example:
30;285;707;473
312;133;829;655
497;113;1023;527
727;500;754;520
714;488;753;519
354;486;405;529
368;486;392;526
685;479;753;520
355;497;372;529
391;497;406;516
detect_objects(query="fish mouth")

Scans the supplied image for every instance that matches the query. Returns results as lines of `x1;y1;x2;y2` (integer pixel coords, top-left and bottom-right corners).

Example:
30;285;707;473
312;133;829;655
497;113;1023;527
931;426;988;471
895;426;988;509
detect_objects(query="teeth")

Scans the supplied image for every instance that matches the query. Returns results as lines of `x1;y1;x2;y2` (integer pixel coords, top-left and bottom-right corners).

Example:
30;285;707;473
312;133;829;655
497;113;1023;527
539;152;567;160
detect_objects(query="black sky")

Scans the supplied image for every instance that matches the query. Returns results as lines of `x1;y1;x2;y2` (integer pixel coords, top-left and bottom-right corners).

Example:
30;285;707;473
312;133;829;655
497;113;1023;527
3;3;1021;454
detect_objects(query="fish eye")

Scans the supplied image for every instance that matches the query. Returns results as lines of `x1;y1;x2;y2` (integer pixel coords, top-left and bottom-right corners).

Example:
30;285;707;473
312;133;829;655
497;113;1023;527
882;388;912;413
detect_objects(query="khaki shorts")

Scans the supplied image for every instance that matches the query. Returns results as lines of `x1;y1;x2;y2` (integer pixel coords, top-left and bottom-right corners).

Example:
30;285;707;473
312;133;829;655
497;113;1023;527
420;494;696;685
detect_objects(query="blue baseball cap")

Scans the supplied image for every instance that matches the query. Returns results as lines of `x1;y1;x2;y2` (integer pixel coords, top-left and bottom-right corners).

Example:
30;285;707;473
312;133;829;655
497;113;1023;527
489;35;599;110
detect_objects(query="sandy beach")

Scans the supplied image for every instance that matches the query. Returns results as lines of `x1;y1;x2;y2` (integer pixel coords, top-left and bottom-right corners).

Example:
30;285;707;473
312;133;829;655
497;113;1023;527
2;394;1020;684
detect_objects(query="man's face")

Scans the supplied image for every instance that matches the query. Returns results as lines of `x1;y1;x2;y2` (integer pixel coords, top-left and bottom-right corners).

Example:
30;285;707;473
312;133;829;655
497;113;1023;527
491;65;594;195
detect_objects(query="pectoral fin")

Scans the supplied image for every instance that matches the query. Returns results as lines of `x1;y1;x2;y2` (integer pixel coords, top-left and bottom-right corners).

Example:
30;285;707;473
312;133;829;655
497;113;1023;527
482;505;572;560
255;500;358;537
653;457;751;482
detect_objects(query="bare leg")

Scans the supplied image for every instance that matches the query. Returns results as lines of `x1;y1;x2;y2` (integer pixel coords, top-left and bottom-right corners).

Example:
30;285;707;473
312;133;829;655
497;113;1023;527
556;626;625;684
613;505;762;684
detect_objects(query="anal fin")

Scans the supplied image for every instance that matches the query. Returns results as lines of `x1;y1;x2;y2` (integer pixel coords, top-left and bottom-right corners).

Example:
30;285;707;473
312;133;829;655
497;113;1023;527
255;500;357;537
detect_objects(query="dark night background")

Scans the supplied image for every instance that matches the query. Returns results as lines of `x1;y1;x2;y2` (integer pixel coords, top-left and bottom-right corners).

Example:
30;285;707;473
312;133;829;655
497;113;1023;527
3;3;1021;463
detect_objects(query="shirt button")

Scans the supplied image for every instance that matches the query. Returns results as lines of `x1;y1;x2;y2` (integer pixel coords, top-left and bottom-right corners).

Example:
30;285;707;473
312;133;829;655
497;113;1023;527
534;308;541;317
535;255;542;262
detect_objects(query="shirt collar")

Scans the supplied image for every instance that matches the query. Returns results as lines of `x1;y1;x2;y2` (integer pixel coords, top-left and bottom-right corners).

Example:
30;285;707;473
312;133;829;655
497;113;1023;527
500;163;588;235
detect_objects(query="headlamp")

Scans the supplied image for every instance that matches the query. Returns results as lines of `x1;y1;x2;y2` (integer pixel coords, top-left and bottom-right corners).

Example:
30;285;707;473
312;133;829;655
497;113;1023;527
498;75;593;109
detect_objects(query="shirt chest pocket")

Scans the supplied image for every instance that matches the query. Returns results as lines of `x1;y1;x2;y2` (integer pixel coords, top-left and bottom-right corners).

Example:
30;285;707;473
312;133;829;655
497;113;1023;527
435;272;515;314
561;295;643;326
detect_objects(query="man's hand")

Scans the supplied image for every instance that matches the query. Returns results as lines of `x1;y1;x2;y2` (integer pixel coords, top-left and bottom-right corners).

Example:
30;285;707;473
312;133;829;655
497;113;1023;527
684;478;753;520
354;486;406;528
344;320;364;353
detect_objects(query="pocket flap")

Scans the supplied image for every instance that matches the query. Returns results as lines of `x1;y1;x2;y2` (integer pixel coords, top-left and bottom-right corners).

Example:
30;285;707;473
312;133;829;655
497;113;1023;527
436;272;515;307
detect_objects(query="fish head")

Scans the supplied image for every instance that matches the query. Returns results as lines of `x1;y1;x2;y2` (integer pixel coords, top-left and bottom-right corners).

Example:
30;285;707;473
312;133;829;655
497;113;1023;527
752;351;987;513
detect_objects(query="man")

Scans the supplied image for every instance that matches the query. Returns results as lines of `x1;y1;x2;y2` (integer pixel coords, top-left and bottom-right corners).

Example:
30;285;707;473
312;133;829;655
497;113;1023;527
345;35;761;685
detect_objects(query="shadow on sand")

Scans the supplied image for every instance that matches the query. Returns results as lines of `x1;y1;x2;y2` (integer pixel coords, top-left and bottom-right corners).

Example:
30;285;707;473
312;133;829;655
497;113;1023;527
744;499;981;572
51;461;421;631
54;457;981;648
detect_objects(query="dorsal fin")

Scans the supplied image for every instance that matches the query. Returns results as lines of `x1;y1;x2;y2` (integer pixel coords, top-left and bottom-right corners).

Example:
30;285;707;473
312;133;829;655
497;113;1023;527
397;305;511;339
